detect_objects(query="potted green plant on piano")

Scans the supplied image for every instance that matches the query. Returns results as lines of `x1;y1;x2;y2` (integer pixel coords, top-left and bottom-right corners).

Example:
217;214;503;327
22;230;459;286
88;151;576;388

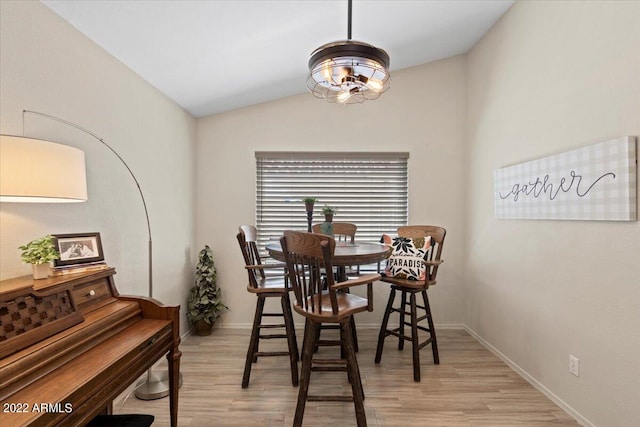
187;245;227;336
18;235;59;279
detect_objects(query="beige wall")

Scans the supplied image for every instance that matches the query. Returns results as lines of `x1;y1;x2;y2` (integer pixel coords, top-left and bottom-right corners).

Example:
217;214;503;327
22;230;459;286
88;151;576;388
3;0;638;425
196;55;468;329
466;1;640;426
0;1;197;334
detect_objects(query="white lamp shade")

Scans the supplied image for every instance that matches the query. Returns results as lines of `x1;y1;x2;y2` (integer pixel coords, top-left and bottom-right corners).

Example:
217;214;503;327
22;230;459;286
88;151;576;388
0;134;87;203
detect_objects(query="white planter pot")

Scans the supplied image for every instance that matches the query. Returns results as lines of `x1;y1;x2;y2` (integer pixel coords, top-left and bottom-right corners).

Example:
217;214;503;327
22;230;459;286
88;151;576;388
32;263;50;280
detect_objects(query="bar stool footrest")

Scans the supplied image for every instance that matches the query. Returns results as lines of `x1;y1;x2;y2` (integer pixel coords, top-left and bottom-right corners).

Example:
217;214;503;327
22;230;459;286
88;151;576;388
255;351;291;357
308;395;354;402
259;323;286;329
259;333;288;339
312;366;348;373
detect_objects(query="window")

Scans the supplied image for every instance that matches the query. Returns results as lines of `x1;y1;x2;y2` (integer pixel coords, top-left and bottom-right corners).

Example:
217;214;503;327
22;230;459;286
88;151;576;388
255;152;408;251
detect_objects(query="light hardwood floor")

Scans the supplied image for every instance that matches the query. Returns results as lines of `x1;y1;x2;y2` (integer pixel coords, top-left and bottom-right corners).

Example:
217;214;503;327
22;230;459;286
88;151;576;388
116;328;580;426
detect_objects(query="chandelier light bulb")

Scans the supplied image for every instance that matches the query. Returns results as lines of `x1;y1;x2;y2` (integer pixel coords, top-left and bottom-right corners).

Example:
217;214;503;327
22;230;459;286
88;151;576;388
337;91;352;103
366;78;384;92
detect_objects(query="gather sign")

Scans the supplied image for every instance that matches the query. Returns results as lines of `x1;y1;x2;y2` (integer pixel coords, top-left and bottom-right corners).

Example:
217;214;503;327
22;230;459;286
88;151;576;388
494;136;637;221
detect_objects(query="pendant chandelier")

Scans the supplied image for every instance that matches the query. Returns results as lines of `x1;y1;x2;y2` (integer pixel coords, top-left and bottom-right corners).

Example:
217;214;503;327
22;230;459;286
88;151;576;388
306;0;390;104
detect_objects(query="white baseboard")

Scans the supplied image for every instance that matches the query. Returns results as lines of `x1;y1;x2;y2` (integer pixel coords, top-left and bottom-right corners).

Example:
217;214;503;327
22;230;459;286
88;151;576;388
464;326;593;427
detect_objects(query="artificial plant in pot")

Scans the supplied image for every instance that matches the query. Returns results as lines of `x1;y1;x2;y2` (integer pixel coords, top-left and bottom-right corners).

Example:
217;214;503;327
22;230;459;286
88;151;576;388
303;197;317;232
320;205;336;235
322;205;336;222
303;197;317;212
187;245;227;336
18;235;59;279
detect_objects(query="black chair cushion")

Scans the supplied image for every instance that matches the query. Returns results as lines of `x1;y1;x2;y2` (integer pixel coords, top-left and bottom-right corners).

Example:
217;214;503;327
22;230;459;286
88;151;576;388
86;414;154;427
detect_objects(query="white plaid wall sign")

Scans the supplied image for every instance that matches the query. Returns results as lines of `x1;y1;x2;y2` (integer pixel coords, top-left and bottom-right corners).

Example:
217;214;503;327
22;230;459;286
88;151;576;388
494;136;637;221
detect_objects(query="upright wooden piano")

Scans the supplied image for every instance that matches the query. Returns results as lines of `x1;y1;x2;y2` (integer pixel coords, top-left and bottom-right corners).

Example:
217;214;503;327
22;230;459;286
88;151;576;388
0;268;180;426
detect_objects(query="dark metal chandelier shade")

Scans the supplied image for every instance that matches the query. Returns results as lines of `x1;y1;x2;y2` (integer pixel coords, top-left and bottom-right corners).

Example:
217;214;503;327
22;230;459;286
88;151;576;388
306;0;390;104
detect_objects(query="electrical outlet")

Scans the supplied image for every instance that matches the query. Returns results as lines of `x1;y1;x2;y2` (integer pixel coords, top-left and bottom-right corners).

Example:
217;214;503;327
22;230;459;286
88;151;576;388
569;355;580;377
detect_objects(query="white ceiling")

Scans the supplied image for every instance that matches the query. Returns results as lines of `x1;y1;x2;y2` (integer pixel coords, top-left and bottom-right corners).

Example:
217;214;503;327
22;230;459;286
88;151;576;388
41;0;513;118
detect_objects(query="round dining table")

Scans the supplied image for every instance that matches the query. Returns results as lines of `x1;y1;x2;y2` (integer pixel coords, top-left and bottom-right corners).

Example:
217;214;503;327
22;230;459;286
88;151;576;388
265;240;391;270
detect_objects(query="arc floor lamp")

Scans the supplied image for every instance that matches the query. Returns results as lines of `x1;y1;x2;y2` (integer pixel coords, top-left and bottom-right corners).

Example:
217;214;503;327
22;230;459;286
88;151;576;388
0;110;176;400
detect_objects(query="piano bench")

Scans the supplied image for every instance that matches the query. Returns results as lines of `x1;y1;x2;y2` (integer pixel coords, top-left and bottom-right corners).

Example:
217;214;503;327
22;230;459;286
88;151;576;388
86;414;154;427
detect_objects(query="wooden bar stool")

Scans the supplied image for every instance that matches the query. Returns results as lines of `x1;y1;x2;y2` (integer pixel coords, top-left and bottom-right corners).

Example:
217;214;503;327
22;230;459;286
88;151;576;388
237;225;299;388
375;225;446;382
312;222;359;353
281;231;380;427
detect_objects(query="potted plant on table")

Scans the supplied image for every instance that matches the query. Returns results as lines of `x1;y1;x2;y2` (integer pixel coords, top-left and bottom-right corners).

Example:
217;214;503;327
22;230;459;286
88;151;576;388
18;235;59;279
320;205;337;235
187;245;227;336
322;205;336;222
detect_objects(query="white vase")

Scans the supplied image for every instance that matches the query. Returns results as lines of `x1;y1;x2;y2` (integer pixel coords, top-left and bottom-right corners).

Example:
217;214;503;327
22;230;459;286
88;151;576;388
32;263;50;280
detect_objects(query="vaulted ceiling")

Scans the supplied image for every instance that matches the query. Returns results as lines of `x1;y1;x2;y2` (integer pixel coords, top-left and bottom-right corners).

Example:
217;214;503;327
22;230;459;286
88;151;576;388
42;0;513;117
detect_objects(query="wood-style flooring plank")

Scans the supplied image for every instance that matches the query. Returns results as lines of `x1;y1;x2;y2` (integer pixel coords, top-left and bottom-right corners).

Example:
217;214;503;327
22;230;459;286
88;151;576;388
115;328;580;426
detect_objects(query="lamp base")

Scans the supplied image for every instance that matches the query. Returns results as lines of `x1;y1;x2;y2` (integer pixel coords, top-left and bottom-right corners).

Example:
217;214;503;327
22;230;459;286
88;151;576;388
134;369;183;401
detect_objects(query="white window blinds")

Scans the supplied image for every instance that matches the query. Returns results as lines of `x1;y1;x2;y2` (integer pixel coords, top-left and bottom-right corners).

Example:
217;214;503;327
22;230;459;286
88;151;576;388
255;152;409;250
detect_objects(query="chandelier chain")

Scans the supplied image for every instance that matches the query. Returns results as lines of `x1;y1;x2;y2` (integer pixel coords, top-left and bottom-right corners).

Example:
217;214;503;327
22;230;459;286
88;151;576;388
347;0;352;40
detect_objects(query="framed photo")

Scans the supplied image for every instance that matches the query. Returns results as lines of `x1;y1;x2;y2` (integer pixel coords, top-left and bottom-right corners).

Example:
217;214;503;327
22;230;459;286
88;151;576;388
52;232;104;267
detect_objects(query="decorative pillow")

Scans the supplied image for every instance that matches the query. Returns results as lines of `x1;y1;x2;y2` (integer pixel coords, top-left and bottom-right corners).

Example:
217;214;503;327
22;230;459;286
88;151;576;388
381;234;431;281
